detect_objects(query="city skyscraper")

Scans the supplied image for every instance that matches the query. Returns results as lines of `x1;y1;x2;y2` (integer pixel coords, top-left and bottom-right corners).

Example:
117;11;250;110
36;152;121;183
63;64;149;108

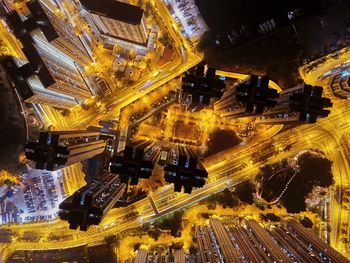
1;56;78;109
330;72;350;99
134;249;148;263
195;218;349;263
59;172;126;230
4;0;93;107
164;145;208;193
181;64;224;112
110;140;157;185
210;219;242;262
281;218;347;262
214;74;279;118
0;0;348;261
6;0;92;66
127;248;187;263
79;0;149;49
214;75;332;124
28;0;92;66
256;84;332;124
25;130;107;171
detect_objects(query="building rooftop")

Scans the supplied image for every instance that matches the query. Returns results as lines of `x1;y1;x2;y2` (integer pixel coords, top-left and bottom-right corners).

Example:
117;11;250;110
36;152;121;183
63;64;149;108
80;0;144;25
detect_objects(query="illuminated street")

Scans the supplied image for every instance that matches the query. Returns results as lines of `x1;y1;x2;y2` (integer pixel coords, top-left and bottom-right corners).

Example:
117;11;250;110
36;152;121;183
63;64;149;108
1;0;350;262
1;99;350;259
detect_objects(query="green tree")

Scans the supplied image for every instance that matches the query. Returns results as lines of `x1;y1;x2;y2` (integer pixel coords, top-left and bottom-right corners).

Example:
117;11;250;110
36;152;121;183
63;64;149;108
300;216;313;228
154;210;184;237
140;223;151;232
234;180;255;205
260;213;280;222
148;228;161;241
282;153;333;213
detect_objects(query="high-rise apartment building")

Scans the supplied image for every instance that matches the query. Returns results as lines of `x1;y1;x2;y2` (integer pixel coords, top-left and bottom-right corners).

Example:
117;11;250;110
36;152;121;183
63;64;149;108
173;249;186;263
25;130;107;171
59;172;126;230
110;140;157;185
127;248;187;263
31;43;92;100
1;56;78;109
244;219;292;262
214;75;332;124
214;75;278;118
330;72;350;99
256;84;332;124
281;219;347;263
6;0;92;66
134;249;148;263
195;225;223;262
164;145;208;193
181;64;224;112
4;0;93;107
195;218;349;263
79;0;148;48
209;219;241;262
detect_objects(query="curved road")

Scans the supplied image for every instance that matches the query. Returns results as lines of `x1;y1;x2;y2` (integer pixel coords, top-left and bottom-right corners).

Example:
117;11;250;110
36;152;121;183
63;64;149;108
1;0;350;260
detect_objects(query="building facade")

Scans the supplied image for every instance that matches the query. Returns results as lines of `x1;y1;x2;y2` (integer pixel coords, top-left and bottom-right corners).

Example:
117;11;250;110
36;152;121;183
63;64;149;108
25;130;107;171
134;249;148;263
195;218;348;263
330;72;350;99
26;0;92;66
164;145;207;193
79;0;149;49
4;0;94;108
59;172;126;230
1;56;78;109
214;75;278;118
110;140;156;185
214;75;332;124
256;84;332;124
181;65;224;112
127;248;188;263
